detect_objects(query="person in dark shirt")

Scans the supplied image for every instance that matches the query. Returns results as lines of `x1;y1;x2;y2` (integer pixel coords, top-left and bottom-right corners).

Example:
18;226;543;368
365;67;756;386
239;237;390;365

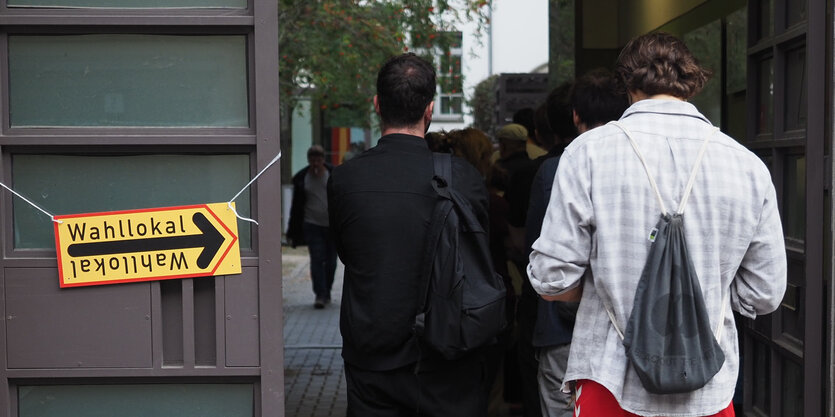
526;70;627;417
286;145;337;309
328;53;491;417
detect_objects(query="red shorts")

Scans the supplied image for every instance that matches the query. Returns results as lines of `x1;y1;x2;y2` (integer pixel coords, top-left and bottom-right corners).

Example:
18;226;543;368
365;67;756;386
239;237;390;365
574;380;735;417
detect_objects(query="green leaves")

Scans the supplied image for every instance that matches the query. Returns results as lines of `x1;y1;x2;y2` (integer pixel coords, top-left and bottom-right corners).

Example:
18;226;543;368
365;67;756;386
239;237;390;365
279;0;489;126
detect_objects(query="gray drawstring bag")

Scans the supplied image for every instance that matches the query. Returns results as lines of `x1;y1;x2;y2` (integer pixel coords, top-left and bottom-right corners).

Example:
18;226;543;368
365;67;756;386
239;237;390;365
606;122;727;394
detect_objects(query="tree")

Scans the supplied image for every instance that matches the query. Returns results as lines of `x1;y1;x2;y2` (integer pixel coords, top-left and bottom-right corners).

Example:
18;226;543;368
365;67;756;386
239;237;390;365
548;0;574;86
278;0;491;126
469;74;498;135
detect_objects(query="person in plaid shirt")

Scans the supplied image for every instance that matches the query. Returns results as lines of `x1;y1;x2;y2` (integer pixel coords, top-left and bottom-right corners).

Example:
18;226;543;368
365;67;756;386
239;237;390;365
527;32;786;417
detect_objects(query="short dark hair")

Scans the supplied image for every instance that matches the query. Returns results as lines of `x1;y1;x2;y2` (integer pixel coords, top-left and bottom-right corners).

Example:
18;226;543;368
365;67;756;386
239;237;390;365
376;53;436;128
571;68;629;128
512;107;535;139
615;32;712;99
533;104;555;149
307;145;325;158
545;82;577;144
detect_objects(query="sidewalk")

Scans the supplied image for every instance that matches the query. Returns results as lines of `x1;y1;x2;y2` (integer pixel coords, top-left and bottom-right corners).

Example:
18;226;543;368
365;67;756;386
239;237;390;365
282;246;347;417
281;247;516;417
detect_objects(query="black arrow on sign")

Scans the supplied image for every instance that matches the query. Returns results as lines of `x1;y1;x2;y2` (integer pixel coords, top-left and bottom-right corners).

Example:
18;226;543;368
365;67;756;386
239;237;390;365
67;212;225;269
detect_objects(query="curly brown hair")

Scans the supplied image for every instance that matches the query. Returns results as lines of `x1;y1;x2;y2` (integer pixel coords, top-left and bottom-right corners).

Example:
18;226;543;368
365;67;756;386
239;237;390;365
615;32;712;100
446;128;493;178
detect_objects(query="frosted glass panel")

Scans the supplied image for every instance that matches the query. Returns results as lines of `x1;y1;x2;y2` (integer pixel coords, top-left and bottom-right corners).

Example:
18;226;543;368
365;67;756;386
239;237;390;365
19;384;253;417
9;0;244;7
782;154;806;240
9;35;248;127
12;154;252;250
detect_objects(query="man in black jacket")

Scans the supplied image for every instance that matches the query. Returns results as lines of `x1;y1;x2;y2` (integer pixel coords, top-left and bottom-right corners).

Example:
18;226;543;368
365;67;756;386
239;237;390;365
328;53;490;416
286;145;336;309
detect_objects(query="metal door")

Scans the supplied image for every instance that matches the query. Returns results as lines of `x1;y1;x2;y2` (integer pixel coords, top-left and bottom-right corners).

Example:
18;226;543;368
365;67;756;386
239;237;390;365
742;0;827;415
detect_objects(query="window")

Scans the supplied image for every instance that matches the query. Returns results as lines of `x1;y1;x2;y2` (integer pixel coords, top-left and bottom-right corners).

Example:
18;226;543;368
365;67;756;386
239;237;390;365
12;154;252;250
18;384;253;417
435;32;464;118
9;35;248;128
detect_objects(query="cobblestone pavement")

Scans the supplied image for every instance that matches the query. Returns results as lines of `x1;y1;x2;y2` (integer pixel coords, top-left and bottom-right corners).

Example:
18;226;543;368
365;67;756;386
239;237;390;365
281;247;516;417
283;247;347;417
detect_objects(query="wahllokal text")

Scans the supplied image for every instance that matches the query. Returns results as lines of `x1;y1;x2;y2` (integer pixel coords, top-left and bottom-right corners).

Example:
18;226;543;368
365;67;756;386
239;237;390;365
66;216;188;241
64;215;192;279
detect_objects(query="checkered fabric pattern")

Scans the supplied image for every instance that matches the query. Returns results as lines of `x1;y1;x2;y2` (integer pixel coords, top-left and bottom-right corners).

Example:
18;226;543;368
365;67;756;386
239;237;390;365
527;99;787;417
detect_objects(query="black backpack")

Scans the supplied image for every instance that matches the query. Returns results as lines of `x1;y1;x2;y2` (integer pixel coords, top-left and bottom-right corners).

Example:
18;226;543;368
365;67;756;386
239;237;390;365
413;152;507;361
606;122;727;394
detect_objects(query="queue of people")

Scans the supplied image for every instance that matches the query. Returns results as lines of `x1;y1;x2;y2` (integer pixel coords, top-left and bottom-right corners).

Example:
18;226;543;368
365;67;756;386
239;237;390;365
288;31;787;417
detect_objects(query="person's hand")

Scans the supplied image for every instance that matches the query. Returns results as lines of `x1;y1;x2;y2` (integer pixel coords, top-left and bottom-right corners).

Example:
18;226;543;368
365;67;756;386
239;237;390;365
541;284;583;302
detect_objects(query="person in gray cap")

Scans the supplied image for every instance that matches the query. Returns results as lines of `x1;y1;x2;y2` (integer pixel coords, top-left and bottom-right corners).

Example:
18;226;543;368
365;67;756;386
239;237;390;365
496;123;529;158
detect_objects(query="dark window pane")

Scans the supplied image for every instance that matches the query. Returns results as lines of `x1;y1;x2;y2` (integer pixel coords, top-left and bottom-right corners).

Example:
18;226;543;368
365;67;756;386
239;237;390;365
441;96;451;114
439;96;463;116
440;55;452;74
782;154;806;240
784;46;807;131
786;0;807;27
9;35;248;127
726;7;748;94
438;73;462;94
19;384;253;417
451;76;463;93
758;0;774;40
752;341;771;413
451;97;463;114
780;258;804;342
12;154;252;250
781;359;804;417
754;310;773;336
757;57;774;134
685;20;722;125
436;31;463;48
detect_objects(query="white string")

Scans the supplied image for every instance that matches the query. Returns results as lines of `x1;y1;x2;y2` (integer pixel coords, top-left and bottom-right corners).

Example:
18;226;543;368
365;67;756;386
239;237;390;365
227;150;282;225
0;181;62;224
611;122;720;215
610;121;668;215
715;290;730;339
603;300;625;340
676;128;719;214
2;150;283;226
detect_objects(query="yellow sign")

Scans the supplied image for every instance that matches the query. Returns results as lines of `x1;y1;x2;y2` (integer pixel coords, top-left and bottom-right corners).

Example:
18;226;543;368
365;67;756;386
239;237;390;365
54;203;241;288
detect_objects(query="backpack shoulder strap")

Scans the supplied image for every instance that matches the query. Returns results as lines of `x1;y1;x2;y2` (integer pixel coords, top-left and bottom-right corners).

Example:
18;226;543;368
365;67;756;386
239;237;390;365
416;153;453;321
609;121;668;215
433;152;452;188
609;121;719;215
677;127;719;214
